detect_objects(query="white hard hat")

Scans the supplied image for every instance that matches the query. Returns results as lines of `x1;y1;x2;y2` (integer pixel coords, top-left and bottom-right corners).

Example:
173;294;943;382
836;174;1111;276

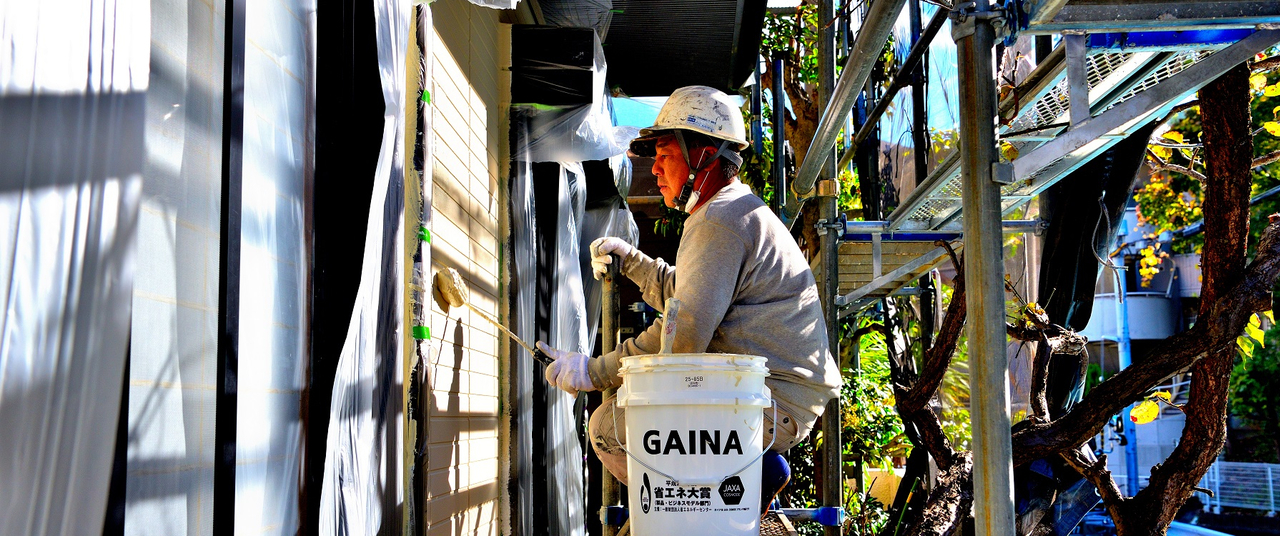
629;85;749;157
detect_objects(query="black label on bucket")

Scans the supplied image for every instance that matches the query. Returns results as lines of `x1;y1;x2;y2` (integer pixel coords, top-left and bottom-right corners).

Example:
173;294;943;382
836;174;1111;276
640;473;652;514
719;476;746;505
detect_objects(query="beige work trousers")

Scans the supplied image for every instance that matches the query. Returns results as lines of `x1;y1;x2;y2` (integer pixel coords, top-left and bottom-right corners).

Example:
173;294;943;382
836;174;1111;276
587;394;806;486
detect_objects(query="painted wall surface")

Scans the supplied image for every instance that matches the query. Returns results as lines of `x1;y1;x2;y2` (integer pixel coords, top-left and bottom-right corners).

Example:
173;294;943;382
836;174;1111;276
127;0;223;533
424;2;506;535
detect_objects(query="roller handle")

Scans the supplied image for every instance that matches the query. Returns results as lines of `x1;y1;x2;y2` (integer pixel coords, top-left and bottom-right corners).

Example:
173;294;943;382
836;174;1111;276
532;347;554;367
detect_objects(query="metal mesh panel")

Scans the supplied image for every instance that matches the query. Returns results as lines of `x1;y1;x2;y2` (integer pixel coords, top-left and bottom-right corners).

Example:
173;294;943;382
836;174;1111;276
1103;51;1209;112
1006;52;1134;133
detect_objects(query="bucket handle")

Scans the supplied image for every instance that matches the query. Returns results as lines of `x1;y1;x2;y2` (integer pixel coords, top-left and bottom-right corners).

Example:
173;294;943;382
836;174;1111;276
611;396;777;488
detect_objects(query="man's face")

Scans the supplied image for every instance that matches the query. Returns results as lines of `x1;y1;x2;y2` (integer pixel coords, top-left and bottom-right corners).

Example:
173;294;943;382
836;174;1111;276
652;137;691;208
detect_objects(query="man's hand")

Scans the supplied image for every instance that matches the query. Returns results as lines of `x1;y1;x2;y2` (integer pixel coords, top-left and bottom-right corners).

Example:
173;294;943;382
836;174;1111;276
590;237;635;280
538;341;596;396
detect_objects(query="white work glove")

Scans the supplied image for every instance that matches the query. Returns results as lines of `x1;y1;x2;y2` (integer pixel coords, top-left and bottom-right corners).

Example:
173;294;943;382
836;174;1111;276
590;237;635;280
538;341;596;396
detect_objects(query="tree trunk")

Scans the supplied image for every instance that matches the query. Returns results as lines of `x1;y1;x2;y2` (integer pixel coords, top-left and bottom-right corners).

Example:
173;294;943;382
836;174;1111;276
1114;63;1253;535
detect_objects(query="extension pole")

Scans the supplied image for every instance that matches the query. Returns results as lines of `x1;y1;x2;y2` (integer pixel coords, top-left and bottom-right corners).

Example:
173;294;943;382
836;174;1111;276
954;3;1016;536
772;54;786;217
601;257;621;536
819;1;842;535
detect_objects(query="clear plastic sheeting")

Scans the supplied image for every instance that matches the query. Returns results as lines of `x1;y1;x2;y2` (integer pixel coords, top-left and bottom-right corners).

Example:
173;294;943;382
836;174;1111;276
508;87;637;536
319;0;410;532
548;163;592;536
525;103;640;163
464;0;518;10
517;33;641;161
541;0;614;40
0;1;147;535
233;0;316;533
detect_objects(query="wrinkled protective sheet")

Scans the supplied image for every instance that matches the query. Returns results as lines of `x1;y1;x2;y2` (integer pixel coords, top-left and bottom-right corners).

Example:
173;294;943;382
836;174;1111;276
0;1;147;535
509;83;637;533
520;35;640;162
541;0;614;40
319;0;410;532
465;0;518;10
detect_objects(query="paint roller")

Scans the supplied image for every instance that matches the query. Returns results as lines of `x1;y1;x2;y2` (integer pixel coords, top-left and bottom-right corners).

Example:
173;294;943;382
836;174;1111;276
433;267;554;367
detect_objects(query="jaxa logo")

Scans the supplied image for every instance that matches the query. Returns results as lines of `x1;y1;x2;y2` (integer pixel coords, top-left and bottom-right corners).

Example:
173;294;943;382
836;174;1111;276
640;473;652;514
718;476;746;505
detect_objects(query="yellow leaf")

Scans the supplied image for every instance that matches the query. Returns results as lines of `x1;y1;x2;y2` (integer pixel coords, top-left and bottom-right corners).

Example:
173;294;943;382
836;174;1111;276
1000;141;1019;162
1130;400;1160;425
1251;313;1263;328
1239;335;1256;358
1247;322;1266;347
1267;83;1280;98
1273;106;1280;120
1251;73;1268;91
1265;310;1275;324
1151;391;1172;403
1162;131;1185;144
1264;122;1280;137
1152;145;1172;160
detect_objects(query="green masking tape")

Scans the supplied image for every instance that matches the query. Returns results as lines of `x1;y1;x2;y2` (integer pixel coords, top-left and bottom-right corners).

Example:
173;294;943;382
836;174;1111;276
419;226;431;243
421;89;431;104
412;326;430;340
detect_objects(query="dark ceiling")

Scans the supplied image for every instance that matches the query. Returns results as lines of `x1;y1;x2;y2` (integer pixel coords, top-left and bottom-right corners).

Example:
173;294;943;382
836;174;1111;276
603;0;768;97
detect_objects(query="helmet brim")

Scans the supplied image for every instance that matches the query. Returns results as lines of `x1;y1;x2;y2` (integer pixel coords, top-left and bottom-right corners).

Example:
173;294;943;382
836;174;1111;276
628;127;748;158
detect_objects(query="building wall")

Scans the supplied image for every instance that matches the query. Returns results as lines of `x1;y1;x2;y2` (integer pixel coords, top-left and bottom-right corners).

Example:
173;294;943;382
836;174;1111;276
423;1;506;535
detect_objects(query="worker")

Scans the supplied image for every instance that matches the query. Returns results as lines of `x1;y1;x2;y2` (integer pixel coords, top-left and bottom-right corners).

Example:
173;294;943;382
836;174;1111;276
536;85;841;513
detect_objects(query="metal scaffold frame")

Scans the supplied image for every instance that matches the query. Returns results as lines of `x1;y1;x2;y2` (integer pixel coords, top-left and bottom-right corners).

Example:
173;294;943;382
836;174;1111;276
776;0;1280;532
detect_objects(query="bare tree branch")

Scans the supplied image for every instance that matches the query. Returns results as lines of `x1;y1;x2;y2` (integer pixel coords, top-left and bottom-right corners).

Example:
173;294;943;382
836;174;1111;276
1060;447;1131;534
900;241;965;413
900;454;973;536
1147;148;1208;182
1250;55;1280;73
1254;149;1280;170
1011;219;1280;466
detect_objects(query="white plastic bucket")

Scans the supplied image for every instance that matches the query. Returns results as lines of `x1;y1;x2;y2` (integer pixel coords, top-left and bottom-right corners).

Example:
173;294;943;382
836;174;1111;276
617;353;772;536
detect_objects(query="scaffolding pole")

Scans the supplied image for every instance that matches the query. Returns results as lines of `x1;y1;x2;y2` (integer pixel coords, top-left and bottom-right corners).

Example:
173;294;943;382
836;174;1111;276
954;3;1016;536
600;259;621;536
819;1;843;535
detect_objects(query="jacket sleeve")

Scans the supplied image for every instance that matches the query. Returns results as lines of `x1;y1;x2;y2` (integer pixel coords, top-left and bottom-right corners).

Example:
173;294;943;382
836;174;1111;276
589;218;748;389
620;249;677;311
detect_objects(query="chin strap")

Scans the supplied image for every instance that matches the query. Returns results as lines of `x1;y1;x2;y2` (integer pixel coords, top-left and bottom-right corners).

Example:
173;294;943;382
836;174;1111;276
672;131;740;212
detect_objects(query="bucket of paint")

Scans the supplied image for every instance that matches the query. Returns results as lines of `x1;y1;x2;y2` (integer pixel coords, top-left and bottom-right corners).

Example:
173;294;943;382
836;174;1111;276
616;353;772;536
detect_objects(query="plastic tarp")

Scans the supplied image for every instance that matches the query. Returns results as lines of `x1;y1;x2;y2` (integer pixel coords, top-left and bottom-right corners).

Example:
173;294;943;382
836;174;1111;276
319;0;410;532
540;0;614;40
509;82;637;532
0;1;147;534
466;0;518;10
519;31;640;161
